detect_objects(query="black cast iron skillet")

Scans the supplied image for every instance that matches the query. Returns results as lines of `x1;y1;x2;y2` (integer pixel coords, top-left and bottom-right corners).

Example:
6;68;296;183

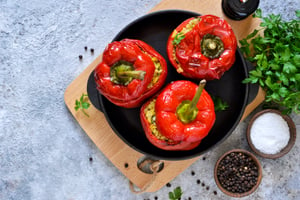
87;10;258;161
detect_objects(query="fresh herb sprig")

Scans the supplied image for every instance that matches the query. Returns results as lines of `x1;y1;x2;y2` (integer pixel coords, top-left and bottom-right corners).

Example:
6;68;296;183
169;187;183;200
212;96;229;111
240;9;300;114
172;32;185;46
75;94;91;117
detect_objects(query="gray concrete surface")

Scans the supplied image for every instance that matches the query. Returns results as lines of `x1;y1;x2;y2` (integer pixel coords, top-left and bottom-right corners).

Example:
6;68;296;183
0;0;299;199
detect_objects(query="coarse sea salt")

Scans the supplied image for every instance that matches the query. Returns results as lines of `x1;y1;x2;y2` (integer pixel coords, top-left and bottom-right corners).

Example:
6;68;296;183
250;112;290;155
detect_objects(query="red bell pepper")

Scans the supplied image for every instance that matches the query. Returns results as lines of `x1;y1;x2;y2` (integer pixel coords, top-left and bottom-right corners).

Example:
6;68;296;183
140;80;215;151
94;39;167;108
167;15;237;80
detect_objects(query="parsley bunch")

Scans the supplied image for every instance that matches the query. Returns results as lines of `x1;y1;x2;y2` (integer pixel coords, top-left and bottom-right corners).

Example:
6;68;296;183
240;9;300;114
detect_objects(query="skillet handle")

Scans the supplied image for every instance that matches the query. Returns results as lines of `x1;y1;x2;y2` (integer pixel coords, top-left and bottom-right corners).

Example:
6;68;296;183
87;70;104;112
245;60;259;105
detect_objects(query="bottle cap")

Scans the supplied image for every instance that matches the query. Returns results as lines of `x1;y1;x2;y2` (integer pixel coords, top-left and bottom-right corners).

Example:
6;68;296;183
222;0;260;20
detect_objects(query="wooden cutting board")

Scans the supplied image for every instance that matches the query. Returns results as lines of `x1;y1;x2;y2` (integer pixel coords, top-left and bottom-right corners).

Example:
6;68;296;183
64;0;264;193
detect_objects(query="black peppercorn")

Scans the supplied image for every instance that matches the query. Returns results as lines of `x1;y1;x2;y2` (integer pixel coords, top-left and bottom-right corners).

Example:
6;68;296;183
79;55;83;60
84;46;88;51
90;48;94;54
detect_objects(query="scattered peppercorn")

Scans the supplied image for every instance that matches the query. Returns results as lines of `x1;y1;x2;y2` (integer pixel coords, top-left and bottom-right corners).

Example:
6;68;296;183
188;197;192;200
216;152;259;194
79;55;83;60
196;179;201;184
166;183;171;187
89;157;93;162
202;157;206;161
213;191;218;195
84;46;88;51
201;183;205;187
191;171;195;176
154;196;158;200
206;186;210;190
90;48;94;54
124;163;129;168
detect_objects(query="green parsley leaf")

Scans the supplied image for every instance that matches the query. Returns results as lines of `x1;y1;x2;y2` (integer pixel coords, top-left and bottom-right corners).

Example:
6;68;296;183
169;187;183;200
212;96;229;111
293;54;300;64
296;10;300;18
74;93;91;117
172;32;185;46
283;62;297;74
253;9;262;18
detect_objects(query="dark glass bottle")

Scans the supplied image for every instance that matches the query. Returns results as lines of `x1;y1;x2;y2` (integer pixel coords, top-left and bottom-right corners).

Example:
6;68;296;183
222;0;260;20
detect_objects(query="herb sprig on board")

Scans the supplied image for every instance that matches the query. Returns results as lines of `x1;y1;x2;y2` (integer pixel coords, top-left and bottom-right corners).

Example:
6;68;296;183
240;9;300;114
75;94;91;117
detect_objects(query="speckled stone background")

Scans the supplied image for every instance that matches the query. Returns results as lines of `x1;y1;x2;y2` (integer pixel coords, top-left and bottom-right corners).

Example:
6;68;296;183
1;0;299;199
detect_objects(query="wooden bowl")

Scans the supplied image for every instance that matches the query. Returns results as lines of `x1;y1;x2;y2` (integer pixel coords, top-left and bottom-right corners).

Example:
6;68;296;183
214;149;262;198
246;109;296;159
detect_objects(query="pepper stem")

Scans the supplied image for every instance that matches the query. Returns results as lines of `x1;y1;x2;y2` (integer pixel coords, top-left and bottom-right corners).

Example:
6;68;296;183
110;61;145;85
201;34;224;59
176;80;207;124
117;70;146;80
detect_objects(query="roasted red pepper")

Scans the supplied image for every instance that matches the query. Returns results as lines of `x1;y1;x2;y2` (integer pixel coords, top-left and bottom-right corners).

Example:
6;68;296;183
167;15;237;80
94;39;167;108
140;80;215;151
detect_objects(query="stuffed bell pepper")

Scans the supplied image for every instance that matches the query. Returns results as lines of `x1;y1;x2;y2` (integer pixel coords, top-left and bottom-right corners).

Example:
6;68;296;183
167;15;237;80
94;39;167;108
140;80;215;151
